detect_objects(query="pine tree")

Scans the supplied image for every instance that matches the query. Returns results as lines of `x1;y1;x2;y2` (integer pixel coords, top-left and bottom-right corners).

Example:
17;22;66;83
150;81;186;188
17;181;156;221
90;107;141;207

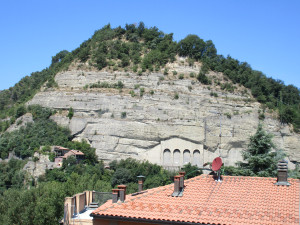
240;124;284;177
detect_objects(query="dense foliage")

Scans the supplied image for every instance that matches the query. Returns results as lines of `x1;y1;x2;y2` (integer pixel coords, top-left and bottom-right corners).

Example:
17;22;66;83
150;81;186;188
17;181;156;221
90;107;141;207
203;57;300;131
0;158;178;225
0;50;73;124
0;105;98;165
0;159;26;194
0;105;71;159
181;163;203;179
109;158;175;189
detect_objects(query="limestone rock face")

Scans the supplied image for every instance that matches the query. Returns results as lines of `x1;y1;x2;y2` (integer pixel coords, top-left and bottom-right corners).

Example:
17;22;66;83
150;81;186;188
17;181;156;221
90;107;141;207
27;65;300;169
23;152;57;179
7;113;33;132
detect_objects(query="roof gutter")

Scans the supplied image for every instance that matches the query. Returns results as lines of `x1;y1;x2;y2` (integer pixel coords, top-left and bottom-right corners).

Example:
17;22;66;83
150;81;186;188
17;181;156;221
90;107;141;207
90;214;211;225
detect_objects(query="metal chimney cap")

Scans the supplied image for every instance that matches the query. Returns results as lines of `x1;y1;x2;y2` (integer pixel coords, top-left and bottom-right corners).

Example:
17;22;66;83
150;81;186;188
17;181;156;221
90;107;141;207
275;160;290;186
277;160;288;169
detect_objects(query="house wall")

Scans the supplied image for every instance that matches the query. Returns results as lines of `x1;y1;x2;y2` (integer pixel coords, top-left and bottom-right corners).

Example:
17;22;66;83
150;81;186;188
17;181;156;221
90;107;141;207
85;190;93;206
63;190;94;224
55;157;63;164
72;219;93;225
64;197;73;224
75;192;86;214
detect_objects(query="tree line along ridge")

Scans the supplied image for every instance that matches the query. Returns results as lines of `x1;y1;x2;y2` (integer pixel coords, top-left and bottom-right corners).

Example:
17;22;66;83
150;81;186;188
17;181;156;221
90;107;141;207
0;22;299;132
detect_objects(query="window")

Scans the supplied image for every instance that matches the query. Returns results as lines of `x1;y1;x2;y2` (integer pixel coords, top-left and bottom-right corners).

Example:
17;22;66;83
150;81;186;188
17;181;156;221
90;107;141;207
163;149;171;165
183;149;190;165
193;150;200;166
173;149;180;165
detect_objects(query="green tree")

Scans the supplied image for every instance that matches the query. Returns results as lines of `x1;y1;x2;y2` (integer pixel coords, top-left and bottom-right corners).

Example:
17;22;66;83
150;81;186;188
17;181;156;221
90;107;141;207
181;163;202;179
197;72;210;85
238;124;283;177
111;168;133;187
15;105;26;118
78;47;90;62
28;105;53;121
67;107;74;119
178;34;206;60
93;52;107;70
51;50;69;65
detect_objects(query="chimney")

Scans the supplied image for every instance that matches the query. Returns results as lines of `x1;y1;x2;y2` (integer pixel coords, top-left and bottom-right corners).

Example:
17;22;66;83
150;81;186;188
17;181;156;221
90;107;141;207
179;171;186;190
276;160;290;186
172;175;181;197
112;189;119;203
137;175;145;192
118;185;127;202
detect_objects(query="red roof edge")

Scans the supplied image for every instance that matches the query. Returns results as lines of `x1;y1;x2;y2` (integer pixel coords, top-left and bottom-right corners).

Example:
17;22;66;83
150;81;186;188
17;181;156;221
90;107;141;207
90;214;208;225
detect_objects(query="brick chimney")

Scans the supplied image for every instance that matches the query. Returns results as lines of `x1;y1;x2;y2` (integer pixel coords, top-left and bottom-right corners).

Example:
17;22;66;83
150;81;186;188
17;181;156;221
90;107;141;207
112;189;119;203
276;160;290;186
137;175;145;192
118;185;127;202
179;171;186;190
172;175;181;197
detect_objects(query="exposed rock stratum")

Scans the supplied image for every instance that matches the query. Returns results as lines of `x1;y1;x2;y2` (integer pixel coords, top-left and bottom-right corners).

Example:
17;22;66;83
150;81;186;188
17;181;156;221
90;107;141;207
27;61;300;169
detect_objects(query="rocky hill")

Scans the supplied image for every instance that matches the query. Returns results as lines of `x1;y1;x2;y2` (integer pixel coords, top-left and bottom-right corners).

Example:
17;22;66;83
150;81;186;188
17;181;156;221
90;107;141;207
27;58;300;169
1;23;299;170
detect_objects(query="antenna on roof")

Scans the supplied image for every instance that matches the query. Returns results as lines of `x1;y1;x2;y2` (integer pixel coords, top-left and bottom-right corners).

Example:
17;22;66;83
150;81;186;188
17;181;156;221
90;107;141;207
211;157;222;182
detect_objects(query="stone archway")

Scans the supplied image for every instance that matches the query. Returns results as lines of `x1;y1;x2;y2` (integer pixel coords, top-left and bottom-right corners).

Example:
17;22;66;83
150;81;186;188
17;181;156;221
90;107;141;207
163;149;171;165
173;149;180;165
183;149;190;165
193;150;201;167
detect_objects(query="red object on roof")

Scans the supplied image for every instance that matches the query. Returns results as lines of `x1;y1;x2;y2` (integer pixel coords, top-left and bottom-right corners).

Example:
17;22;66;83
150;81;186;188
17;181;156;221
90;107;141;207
91;175;300;224
211;157;222;171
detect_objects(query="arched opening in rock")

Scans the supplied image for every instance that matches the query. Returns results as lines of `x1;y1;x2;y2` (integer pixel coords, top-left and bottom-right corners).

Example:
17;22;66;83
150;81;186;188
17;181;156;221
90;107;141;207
163;149;171;165
193;149;201;167
183;149;190;165
173;149;180;165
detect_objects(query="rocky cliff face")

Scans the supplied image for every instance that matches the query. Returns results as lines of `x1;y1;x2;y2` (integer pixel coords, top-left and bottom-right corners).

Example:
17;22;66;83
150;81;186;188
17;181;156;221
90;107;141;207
23;152;57;180
27;61;300;169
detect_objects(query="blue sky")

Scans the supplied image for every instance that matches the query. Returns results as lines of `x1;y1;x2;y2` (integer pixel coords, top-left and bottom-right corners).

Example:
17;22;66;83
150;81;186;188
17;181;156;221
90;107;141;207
0;0;299;90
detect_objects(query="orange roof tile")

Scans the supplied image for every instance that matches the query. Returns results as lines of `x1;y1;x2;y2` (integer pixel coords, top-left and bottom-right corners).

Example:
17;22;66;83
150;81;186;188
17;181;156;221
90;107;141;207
70;150;84;155
91;175;300;225
62;150;84;158
54;146;70;151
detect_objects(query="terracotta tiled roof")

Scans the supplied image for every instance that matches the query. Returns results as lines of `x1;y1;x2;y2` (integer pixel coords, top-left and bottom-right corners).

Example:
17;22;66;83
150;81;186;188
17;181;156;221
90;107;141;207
54;146;70;151
91;175;300;224
70;150;84;155
62;150;84;158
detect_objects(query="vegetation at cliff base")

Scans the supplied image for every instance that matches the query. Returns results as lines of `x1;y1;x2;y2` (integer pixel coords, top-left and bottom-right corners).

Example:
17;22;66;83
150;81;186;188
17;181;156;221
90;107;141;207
0;105;71;159
0;158;179;225
0;105;97;164
0;159;26;194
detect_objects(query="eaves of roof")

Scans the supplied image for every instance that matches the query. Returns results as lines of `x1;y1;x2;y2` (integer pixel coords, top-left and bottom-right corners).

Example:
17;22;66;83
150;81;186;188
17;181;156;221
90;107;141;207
91;214;211;225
